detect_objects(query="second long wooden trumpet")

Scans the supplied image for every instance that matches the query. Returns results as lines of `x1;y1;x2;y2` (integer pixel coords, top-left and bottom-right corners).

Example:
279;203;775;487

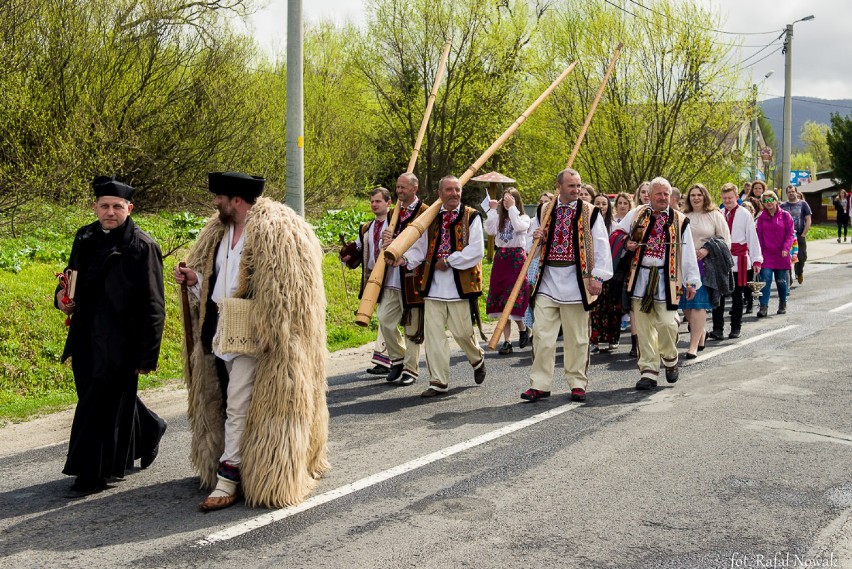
383;60;580;266
487;43;624;350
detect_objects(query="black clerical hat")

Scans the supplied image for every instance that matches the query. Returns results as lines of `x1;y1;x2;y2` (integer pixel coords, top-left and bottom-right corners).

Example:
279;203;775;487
92;176;134;200
208;172;265;202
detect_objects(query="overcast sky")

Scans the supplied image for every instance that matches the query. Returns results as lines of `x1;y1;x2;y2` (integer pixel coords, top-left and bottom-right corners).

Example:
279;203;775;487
247;0;852;103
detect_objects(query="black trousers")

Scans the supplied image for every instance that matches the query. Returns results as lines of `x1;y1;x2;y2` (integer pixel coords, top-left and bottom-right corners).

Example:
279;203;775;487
712;284;744;334
795;233;807;278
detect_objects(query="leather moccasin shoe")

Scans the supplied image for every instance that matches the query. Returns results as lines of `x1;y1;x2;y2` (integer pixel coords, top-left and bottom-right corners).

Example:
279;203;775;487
399;371;416;386
420;388;448;398
635;377;658;390
665;364;680;384
473;361;486;385
520;388;550;402
385;363;404;382
199;492;240;512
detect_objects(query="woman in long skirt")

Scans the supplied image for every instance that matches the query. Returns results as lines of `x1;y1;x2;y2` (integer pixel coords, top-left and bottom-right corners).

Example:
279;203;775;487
589;193;623;352
485;187;532;354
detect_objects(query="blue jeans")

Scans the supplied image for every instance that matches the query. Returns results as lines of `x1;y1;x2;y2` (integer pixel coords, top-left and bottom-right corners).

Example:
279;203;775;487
759;268;789;306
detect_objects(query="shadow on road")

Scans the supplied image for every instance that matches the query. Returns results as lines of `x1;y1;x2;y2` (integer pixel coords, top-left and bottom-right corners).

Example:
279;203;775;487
0;476;277;557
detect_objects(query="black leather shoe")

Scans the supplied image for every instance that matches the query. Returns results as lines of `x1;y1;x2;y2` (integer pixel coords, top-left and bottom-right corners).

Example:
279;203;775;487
685;352;697;360
498;341;513;355
367;364;390;375
473;360;486;384
706;331;724;341
141;418;167;469
518;329;530;349
67;477;107;497
728;330;741;339
385;363;404;382
635;377;657;390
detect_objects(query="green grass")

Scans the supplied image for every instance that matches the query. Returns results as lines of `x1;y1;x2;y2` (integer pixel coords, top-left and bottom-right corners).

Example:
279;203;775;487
807;224;836;240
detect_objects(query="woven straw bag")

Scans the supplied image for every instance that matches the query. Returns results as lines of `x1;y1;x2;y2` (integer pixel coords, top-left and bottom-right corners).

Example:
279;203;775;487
213;297;258;356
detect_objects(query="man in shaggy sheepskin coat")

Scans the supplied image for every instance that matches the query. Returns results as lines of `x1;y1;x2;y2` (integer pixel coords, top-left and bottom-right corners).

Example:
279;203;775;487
175;172;329;511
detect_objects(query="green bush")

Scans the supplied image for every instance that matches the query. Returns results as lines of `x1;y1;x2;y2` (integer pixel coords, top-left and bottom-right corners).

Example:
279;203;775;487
312;208;373;248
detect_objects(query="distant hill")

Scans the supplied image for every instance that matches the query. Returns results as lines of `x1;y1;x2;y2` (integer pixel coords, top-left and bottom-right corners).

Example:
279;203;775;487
760;97;852;149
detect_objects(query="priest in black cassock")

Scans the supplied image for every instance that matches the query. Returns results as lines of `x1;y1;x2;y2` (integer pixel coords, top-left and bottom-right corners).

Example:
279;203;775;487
55;176;167;496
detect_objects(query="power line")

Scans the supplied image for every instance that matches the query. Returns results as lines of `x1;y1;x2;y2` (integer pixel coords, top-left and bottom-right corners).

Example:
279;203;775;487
738;35;784;66
602;0;785;50
625;0;784;36
757;93;852;109
740;45;783;70
791;97;852;110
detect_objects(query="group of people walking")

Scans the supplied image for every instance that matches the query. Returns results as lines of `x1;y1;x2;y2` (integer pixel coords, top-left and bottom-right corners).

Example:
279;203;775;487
53;166;811;514
350;171;811;403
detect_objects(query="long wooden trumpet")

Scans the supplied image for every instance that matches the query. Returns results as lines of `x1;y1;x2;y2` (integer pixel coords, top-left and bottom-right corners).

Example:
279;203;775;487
487;43;624;350
355;39;452;326
383;60;579;266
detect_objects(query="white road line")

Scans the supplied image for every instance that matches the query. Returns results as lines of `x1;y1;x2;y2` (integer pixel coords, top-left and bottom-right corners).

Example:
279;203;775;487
829;301;852;313
196;402;582;547
687;324;798;364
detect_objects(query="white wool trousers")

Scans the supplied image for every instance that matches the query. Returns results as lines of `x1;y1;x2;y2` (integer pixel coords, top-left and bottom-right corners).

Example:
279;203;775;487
377;289;421;374
631;299;679;380
529;296;590;392
423;299;484;390
219;355;257;467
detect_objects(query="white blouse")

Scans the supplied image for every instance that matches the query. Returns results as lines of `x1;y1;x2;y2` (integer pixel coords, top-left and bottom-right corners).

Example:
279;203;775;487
484;206;530;249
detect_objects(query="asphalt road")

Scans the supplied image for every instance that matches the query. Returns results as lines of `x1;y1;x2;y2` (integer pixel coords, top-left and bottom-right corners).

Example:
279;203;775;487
1;260;851;569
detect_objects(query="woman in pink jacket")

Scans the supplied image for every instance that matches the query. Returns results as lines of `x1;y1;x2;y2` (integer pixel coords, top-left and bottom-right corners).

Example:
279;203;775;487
755;190;795;317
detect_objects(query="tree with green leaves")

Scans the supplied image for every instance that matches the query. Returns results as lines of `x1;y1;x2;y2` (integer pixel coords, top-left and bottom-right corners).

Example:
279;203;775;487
800;121;831;172
355;0;550;199
522;0;747;196
827;112;852;188
0;0;271;218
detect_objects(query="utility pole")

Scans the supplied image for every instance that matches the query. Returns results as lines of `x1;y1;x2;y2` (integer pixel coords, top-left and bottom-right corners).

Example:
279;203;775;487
752;83;759;181
285;0;304;216
781;15;814;190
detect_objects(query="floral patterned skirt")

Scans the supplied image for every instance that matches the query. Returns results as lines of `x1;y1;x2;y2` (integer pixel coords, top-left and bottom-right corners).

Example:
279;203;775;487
590;282;623;345
486;247;530;320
